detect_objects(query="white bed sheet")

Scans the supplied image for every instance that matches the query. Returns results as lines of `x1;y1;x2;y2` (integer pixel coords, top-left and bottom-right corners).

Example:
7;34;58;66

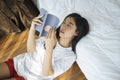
32;0;120;80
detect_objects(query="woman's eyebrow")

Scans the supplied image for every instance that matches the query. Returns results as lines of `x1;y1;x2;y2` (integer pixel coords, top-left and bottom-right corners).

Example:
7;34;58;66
69;21;74;25
64;20;74;25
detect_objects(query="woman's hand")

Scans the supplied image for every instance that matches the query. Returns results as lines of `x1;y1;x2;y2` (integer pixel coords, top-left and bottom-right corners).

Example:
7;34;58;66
45;28;57;51
30;15;43;31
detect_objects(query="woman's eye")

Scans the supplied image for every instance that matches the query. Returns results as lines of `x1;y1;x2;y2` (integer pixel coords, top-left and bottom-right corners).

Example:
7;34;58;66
67;25;71;27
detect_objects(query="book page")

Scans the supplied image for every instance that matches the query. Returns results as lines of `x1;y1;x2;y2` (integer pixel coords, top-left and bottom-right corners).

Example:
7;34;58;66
35;8;59;36
41;14;60;36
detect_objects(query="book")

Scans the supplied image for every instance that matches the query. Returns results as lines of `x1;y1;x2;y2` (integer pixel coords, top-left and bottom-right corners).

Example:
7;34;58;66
35;8;60;36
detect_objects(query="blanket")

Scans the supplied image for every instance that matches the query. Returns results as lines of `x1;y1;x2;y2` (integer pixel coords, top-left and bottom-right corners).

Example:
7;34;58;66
0;0;39;37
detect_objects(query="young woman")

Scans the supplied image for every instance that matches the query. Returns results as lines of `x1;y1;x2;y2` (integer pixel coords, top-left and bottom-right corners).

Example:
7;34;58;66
0;13;89;80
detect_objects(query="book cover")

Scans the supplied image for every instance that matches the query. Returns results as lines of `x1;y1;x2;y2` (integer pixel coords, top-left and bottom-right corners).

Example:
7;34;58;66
35;8;60;36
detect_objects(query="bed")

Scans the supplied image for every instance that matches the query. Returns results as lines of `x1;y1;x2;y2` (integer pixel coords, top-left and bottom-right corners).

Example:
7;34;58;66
32;0;120;80
0;0;120;80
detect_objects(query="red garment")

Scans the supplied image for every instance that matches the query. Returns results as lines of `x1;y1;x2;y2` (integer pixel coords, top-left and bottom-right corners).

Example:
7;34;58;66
5;59;25;80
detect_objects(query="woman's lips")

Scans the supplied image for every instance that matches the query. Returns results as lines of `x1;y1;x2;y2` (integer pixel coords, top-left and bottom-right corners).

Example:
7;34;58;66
60;31;64;33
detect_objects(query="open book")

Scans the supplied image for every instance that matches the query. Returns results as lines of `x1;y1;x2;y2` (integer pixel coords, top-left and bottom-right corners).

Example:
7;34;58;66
35;8;60;36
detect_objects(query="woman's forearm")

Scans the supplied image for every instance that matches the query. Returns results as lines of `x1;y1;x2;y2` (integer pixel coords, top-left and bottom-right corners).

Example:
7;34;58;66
42;48;54;76
42;28;56;76
27;15;43;52
27;29;36;52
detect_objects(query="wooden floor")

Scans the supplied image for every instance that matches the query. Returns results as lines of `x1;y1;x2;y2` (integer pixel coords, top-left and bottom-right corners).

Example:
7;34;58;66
0;29;86;80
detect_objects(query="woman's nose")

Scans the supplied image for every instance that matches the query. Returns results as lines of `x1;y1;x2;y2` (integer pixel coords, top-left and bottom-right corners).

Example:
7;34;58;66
62;27;66;32
63;25;67;30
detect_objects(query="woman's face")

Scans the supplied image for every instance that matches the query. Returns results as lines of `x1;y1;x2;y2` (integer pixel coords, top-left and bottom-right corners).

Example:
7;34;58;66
59;17;77;39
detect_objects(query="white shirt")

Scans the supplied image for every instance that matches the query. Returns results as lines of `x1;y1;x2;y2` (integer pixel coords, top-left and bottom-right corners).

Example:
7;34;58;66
13;37;76;80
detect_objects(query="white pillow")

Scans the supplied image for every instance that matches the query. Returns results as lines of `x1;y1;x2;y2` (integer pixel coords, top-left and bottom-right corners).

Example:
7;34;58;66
76;33;120;80
76;0;120;79
32;0;120;80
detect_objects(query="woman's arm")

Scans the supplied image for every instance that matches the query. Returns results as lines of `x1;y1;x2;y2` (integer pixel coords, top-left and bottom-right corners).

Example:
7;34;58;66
27;15;43;52
43;47;54;76
42;28;57;76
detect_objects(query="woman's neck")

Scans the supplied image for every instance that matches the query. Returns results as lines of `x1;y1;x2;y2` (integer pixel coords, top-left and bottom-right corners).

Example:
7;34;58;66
58;38;72;48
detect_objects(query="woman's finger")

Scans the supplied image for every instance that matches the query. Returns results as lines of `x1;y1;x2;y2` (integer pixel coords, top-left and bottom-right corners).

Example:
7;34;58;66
36;15;43;19
51;28;54;37
33;19;43;24
33;21;41;26
34;14;43;18
48;28;52;38
51;28;56;37
33;15;43;21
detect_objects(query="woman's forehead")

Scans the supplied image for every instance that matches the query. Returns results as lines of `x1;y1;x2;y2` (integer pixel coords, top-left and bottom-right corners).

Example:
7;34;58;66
64;17;75;25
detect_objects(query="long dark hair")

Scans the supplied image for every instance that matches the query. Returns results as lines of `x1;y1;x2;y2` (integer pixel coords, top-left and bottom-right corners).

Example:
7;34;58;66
56;13;89;52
